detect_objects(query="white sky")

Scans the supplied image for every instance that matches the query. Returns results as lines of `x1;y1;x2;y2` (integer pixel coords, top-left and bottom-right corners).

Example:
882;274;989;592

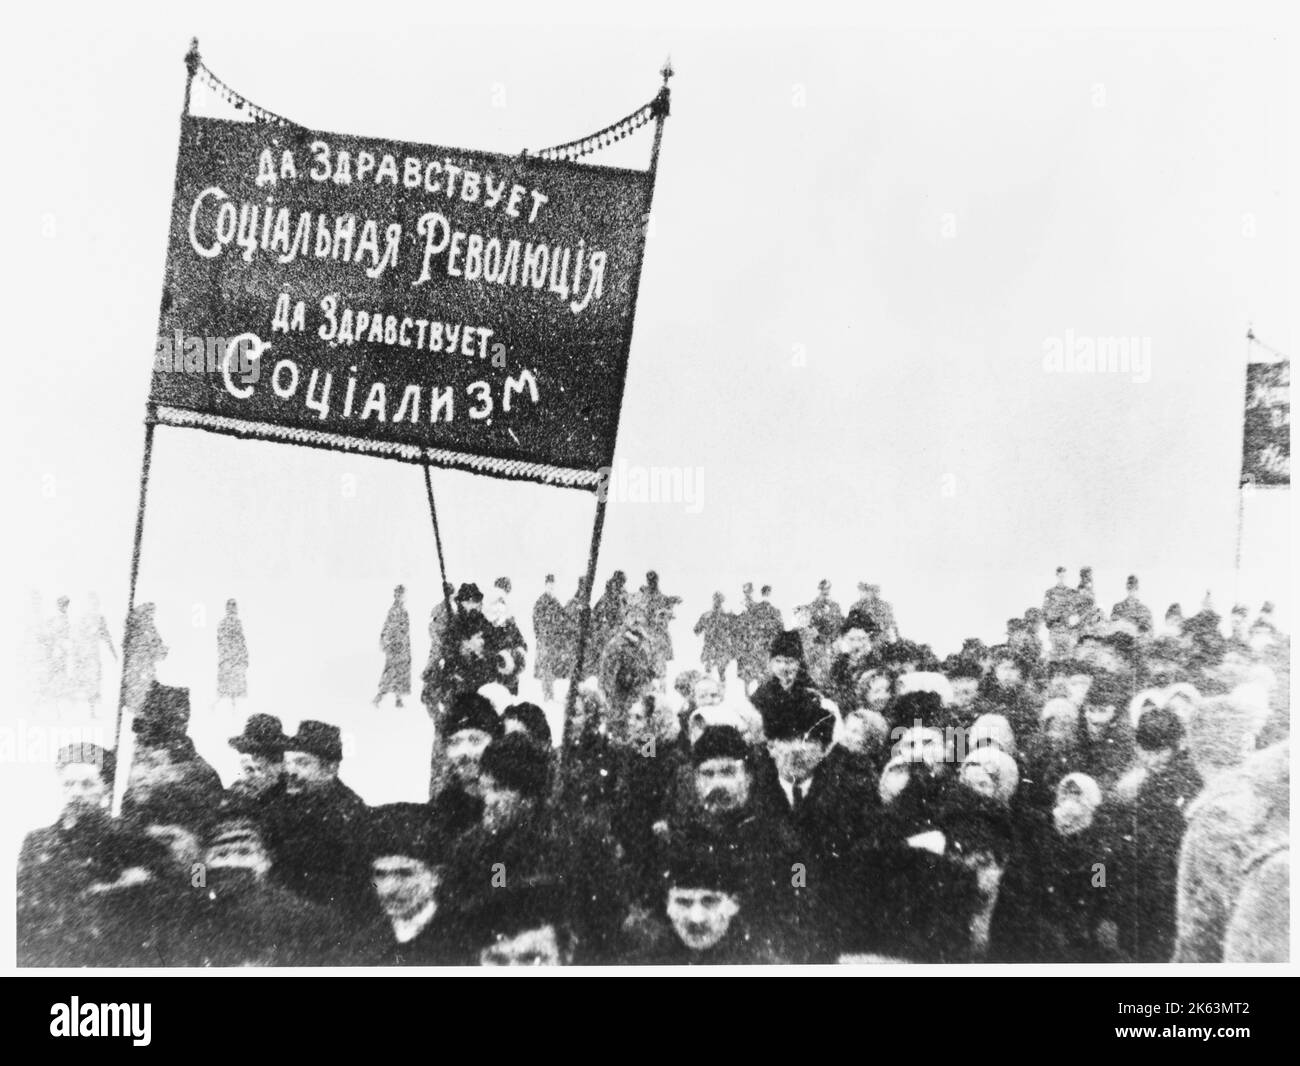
1;0;1293;686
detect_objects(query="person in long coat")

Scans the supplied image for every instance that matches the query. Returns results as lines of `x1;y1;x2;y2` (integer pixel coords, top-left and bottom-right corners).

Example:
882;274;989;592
374;585;411;708
216;599;249;703
533;575;572;702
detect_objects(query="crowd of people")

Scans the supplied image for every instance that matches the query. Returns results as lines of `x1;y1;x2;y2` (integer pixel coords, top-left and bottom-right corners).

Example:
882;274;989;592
16;565;1290;966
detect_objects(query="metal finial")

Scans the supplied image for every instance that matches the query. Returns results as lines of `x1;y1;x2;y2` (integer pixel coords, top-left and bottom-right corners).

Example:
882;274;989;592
185;37;201;74
661;56;674;86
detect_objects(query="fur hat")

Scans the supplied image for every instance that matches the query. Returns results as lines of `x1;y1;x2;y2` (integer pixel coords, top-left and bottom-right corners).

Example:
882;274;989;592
445;692;504;739
479;733;550;800
503;702;552;747
367;802;440;864
691;725;750;765
768;629;806;661
760;688;836;746
134;682;192;745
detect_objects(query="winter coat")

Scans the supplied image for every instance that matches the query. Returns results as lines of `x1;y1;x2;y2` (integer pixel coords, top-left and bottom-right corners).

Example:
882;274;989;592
261;779;372;919
378;603;411;695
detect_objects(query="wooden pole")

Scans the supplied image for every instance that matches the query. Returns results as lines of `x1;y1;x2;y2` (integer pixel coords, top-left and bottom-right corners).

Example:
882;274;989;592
110;43;200;807
561;62;673;753
422;463;450;601
111;410;157;809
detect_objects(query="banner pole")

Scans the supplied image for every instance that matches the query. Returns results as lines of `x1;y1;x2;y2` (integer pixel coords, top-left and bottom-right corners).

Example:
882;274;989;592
110;407;158;811
422;463;450;599
560;61;673;755
111;44;199;811
561;497;608;753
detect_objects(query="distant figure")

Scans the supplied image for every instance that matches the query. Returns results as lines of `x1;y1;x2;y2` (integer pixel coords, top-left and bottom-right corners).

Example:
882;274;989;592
694;592;736;685
1042;567;1077;660
739;585;784;694
217;599;249;705
533;574;571;703
42;596;74;709
1111;575;1153;636
70;592;116;716
375;586;411;708
849;582;898;643
122;603;168;716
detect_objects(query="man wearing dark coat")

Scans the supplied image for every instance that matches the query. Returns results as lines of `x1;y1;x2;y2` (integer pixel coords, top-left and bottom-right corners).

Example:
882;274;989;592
1110;707;1205;962
261;721;372;921
428;692;501;836
654;726;800;922
442;734;627;963
122;683;225;821
750;690;870;954
170;812;353;966
631;844;799;964
18;744;144;966
532;574;571;703
374;585;411;707
430;584;496;705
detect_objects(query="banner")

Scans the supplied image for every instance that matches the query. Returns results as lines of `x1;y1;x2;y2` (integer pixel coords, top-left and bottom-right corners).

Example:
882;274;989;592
1241;360;1290;487
149;114;659;489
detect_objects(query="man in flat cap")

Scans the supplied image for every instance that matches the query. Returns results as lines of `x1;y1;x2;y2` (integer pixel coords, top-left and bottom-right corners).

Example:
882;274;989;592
262;720;371;920
356;803;463;965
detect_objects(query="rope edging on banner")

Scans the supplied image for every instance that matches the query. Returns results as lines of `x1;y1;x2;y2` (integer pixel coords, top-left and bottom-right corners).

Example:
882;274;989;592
152;405;603;490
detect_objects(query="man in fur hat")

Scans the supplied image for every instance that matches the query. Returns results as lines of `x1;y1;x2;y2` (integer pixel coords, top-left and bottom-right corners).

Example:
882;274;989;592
634;844;797;964
123;683;223;820
262;720;371;920
429;691;502;837
443;733;625;963
356;803;463;965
